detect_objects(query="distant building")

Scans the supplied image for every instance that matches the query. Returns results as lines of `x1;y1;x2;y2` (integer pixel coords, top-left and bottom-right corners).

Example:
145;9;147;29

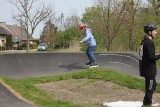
0;26;9;47
0;22;39;50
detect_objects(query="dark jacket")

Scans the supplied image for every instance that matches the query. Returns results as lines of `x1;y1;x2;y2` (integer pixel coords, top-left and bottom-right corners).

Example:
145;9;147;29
139;38;160;77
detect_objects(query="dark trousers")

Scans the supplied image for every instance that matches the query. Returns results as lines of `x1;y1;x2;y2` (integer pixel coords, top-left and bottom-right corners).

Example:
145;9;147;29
86;46;96;63
143;76;157;105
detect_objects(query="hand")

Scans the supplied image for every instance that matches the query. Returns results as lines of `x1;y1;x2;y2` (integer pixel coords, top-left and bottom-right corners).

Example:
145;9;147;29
79;41;83;47
80;41;83;43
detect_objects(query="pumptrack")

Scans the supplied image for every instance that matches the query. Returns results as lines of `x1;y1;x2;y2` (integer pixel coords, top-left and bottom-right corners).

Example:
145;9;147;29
0;52;160;107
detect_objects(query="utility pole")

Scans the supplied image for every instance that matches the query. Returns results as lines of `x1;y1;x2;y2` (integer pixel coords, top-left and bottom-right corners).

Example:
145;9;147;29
60;13;65;31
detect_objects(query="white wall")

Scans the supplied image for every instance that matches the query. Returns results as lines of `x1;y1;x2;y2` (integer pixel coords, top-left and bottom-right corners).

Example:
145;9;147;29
0;35;6;47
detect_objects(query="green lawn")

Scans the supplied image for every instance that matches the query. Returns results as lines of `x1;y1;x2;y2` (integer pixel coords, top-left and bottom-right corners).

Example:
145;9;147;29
1;67;160;107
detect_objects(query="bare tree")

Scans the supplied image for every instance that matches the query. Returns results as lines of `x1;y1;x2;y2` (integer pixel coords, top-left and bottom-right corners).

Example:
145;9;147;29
8;0;53;52
40;19;58;50
124;0;141;51
65;15;81;29
94;0;127;51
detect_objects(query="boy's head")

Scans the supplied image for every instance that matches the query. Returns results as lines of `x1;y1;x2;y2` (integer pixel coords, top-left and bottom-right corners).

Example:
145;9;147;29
79;23;88;33
79;23;86;29
144;24;157;39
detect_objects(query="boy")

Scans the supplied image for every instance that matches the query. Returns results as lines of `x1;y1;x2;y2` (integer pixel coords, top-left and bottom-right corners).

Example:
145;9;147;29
79;23;98;68
139;24;160;106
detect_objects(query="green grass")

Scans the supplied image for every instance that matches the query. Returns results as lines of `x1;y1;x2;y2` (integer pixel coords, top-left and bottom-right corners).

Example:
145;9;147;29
1;67;160;107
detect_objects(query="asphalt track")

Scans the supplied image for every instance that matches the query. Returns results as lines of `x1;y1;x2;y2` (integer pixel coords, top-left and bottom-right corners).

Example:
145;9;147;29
0;52;160;107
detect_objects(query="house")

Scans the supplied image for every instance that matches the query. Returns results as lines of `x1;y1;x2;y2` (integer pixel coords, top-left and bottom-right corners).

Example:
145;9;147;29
0;22;39;49
0;26;10;47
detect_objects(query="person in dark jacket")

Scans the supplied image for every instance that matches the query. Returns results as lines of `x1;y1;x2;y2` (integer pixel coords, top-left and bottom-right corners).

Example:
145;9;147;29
139;24;160;106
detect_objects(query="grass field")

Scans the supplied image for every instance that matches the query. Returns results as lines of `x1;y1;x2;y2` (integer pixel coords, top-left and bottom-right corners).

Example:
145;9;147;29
1;67;160;107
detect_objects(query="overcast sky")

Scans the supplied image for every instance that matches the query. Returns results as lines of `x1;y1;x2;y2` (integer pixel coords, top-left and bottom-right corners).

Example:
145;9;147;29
0;0;94;38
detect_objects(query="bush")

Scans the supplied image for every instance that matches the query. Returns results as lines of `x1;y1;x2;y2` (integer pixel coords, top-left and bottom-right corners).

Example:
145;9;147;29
17;46;23;50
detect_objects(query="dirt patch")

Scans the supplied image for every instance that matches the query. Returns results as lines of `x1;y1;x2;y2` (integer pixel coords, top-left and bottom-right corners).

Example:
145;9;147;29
36;79;160;107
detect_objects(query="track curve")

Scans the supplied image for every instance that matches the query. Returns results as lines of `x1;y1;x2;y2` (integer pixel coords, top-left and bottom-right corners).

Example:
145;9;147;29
0;52;140;79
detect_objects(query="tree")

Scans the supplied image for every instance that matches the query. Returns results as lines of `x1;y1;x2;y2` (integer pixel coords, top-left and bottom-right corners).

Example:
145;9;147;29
147;0;160;23
6;35;13;49
8;0;53;52
82;0;127;51
65;15;81;29
123;0;141;51
147;0;160;14
40;19;58;49
54;26;81;49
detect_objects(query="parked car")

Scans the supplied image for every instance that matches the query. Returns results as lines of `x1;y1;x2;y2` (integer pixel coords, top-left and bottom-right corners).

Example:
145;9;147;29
37;43;48;51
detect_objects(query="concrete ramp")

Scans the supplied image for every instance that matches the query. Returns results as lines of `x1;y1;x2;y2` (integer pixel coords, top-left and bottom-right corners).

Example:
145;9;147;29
0;53;88;78
0;52;140;79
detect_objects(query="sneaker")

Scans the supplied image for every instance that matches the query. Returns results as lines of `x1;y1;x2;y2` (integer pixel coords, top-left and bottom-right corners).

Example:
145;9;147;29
86;62;91;66
89;62;98;68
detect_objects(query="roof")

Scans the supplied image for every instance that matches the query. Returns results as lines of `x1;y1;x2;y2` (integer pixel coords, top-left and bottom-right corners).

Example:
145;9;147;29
0;26;11;35
5;24;33;40
0;22;38;42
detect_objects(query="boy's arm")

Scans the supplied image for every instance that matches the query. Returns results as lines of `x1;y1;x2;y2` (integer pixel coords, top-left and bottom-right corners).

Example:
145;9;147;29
81;31;91;42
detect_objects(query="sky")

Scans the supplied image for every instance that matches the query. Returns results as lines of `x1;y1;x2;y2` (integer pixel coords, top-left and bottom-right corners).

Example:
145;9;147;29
0;0;94;39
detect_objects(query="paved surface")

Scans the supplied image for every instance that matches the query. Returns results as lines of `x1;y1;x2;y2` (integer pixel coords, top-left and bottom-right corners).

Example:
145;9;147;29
0;83;32;107
0;52;160;107
0;52;140;79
